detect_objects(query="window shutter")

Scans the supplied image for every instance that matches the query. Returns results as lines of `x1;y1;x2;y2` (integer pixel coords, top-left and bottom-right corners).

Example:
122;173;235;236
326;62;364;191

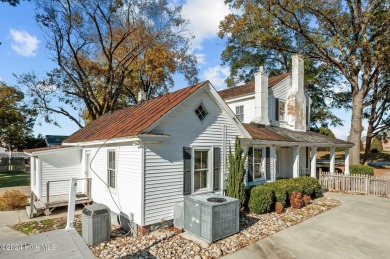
266;147;271;180
213;147;221;191
183;147;192;195
247;147;253;182
275;98;279;121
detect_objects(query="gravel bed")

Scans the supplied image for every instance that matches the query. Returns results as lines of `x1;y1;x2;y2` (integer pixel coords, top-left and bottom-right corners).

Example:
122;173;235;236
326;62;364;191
91;196;340;259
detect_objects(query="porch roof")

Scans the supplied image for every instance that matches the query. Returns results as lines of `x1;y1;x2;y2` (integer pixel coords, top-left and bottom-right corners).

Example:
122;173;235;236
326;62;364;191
24;145;81;155
243;123;353;147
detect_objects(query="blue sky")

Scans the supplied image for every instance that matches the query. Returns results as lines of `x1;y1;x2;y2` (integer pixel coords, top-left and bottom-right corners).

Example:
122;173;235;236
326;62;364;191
0;0;354;140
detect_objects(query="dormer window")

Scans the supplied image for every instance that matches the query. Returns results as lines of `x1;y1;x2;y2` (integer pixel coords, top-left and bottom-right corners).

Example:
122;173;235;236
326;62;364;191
195;104;208;121
235;105;244;122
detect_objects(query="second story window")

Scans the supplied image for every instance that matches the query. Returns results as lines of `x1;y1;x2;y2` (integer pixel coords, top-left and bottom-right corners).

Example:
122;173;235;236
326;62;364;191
235;105;244;122
275;98;286;122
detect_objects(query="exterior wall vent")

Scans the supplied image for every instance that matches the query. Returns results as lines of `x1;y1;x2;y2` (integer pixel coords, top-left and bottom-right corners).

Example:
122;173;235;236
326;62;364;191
184;194;239;243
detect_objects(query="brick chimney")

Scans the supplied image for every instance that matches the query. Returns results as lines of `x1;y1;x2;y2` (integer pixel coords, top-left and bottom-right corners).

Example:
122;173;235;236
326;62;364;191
253;66;270;125
286;55;306;131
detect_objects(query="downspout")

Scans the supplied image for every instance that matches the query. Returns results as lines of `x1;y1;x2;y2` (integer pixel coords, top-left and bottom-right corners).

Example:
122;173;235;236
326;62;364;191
140;141;145;226
222;125;227;192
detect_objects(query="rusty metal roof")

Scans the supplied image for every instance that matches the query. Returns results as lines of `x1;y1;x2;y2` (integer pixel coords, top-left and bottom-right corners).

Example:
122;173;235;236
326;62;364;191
244;123;353;146
64;81;208;143
218;73;290;99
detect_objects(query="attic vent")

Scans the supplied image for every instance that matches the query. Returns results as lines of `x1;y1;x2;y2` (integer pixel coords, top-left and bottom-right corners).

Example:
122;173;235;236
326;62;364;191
195;104;208;121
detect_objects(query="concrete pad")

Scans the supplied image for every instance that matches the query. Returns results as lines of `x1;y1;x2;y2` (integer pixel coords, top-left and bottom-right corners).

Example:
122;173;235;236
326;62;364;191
0;210;30;227
0;226;26;240
0;229;94;259
223;193;390;259
180;231;210;249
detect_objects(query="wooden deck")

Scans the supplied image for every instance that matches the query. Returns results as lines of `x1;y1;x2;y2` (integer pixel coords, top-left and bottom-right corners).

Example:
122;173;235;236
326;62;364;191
27;193;92;218
0;228;95;259
27;178;92;218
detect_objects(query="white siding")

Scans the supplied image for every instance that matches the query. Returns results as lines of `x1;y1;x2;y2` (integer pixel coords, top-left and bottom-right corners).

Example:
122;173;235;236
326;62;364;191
143;89;244;225
85;144;143;225
225;97;255;123
40;150;82;197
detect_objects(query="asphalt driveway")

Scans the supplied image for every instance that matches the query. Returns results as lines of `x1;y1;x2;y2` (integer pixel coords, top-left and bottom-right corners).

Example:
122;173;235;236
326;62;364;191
224;193;390;259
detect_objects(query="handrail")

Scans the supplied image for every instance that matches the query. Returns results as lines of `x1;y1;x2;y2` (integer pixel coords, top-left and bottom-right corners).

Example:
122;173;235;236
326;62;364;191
46;178;92;205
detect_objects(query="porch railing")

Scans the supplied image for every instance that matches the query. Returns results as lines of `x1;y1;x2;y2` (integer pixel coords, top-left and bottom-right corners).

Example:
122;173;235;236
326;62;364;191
46;178;92;205
299;168;311;177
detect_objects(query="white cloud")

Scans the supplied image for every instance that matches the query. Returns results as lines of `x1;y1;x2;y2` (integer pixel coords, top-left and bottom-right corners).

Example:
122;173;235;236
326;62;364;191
331;126;349;141
9;29;39;57
181;0;231;49
201;65;230;89
195;53;207;65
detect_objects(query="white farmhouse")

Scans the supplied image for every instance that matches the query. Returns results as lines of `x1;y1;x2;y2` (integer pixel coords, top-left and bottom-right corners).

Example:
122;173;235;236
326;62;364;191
25;55;352;234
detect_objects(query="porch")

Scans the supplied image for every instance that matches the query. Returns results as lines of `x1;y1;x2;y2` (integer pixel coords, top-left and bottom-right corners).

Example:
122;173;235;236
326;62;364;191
242;123;354;186
27;178;92;218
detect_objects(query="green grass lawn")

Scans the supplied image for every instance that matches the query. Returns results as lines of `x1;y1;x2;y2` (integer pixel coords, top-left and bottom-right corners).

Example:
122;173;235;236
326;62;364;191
0;171;30;188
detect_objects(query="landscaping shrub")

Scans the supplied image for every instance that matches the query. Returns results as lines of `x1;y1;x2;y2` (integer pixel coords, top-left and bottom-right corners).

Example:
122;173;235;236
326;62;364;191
350;165;374;176
290;192;303;209
265;182;288;206
0;189;28;210
293;177;322;198
248;185;274;214
275;202;284;214
303;195;312;206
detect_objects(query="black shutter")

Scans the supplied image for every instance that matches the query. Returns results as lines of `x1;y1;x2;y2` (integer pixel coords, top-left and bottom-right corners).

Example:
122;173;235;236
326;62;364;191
275;98;279;121
213;147;221;191
183;147;192;195
266;147;271;180
247;147;253;182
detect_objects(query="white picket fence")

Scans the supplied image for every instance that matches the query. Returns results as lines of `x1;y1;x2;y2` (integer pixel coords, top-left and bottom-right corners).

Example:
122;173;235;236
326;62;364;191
319;172;390;198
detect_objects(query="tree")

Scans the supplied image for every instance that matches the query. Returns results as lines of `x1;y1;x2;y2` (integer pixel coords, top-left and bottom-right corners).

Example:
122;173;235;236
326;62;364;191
227;136;248;207
17;0;197;127
0;0;24;6
22;134;46;150
362;71;389;164
0;82;35;150
220;0;390;165
219;15;343;129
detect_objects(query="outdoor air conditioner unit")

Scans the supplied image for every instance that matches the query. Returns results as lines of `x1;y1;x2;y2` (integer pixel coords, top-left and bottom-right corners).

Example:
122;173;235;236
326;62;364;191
184;194;239;243
82;203;111;246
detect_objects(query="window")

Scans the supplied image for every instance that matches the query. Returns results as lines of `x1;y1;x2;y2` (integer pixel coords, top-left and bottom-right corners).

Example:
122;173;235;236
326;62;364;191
278;100;286;121
194;150;209;191
248;148;263;182
195;104;208;121
235;105;244;122
108;150;116;189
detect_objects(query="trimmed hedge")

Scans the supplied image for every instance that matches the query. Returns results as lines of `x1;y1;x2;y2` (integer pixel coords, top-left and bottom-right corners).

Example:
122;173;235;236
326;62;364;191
248;177;322;214
248;186;274;214
350;165;374;176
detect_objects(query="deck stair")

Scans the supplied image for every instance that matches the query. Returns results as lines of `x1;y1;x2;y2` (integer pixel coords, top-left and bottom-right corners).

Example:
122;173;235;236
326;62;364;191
27;178;92;218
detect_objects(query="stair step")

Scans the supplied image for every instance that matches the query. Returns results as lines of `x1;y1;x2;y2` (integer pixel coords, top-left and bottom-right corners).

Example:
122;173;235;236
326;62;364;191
26;205;38;218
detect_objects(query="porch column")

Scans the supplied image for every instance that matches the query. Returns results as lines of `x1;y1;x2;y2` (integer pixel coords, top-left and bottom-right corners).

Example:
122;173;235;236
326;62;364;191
36;157;42;198
293;146;300;178
344;148;350;175
242;146;249;187
30;157;35;189
270;145;276;181
330;147;335;174
310;147;317;178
